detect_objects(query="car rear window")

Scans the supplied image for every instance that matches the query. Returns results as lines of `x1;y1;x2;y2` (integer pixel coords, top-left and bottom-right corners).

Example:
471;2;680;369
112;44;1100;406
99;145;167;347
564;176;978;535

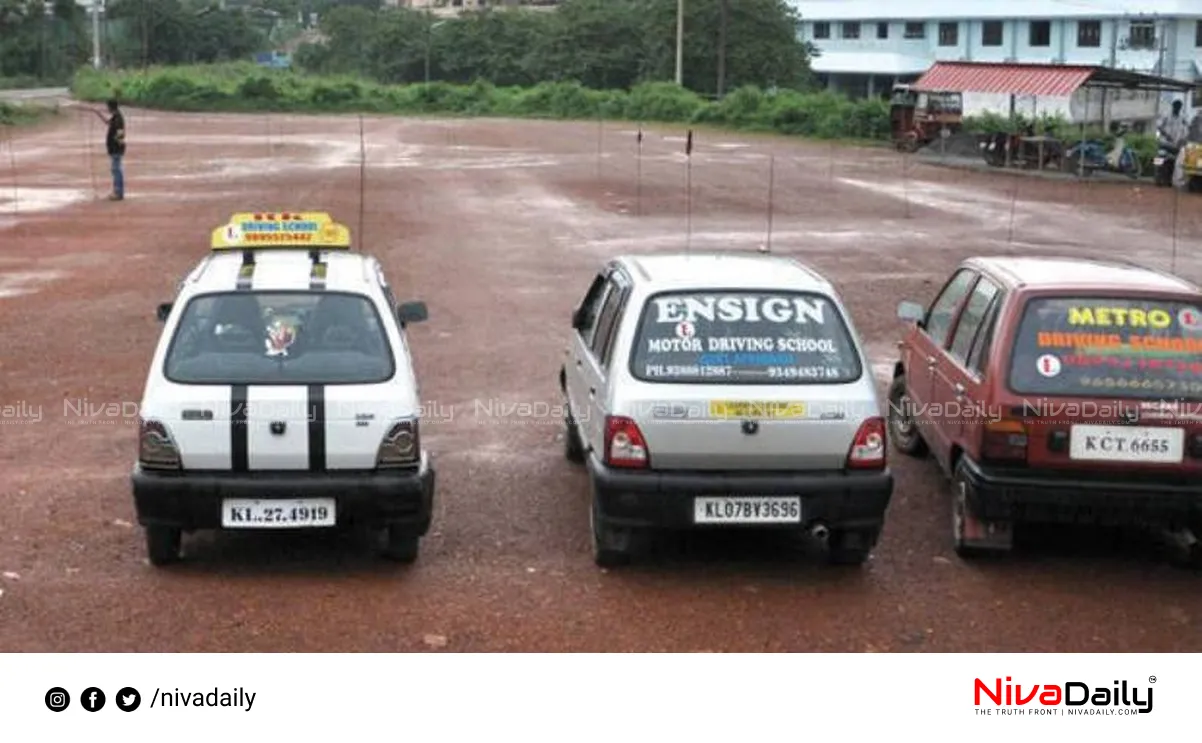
164;291;394;385
1008;296;1202;399
628;290;862;384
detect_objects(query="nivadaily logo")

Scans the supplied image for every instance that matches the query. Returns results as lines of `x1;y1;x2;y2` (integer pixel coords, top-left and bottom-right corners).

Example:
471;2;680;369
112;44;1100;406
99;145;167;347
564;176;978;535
974;676;1153;716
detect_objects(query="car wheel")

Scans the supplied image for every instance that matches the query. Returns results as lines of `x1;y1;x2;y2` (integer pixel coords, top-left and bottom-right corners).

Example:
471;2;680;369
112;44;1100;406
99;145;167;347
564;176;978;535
951;460;1012;559
145;526;181;566
826;527;879;566
563;411;585;464
886;375;928;457
590;481;632;568
381;526;420;563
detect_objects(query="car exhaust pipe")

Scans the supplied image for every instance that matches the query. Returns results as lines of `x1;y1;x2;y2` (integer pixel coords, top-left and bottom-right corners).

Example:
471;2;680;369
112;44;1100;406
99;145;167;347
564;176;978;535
810;523;830;541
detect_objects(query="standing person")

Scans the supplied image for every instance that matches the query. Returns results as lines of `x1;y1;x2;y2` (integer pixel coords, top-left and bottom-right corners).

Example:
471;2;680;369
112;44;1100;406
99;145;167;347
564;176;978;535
1161;99;1192;189
91;99;125;201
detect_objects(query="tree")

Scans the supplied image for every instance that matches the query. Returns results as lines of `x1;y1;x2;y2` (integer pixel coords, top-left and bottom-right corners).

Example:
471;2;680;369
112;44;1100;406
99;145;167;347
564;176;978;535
295;0;813;93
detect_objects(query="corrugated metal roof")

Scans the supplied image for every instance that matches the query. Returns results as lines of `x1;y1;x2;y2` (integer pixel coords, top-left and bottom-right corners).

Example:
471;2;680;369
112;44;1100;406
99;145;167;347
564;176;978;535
790;0;1202;21
914;62;1096;95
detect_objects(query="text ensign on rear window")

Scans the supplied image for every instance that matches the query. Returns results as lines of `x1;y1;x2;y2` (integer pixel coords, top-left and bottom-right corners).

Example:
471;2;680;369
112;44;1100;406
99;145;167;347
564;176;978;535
629;291;862;384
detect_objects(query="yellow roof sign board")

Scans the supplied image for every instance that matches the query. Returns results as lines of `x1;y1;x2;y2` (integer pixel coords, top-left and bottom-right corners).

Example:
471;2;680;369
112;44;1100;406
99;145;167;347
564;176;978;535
210;211;352;250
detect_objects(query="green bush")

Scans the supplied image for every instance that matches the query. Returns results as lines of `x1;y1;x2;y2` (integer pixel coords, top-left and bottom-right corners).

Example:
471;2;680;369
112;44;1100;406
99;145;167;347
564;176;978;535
0;101;58;126
69;64;900;143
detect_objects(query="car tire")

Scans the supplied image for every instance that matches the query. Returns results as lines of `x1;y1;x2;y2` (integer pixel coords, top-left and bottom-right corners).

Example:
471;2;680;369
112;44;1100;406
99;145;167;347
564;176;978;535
826;527;878;566
564;411;585;464
145;526;181;566
590;481;632;568
381;527;420;563
951;460;1011;559
886;375;928;457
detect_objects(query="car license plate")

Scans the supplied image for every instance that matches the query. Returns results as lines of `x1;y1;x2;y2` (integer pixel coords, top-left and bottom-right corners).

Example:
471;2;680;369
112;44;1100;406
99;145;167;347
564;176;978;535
709;401;805;419
1069;425;1183;463
221;498;336;528
1154;157;1165;166
694;496;802;524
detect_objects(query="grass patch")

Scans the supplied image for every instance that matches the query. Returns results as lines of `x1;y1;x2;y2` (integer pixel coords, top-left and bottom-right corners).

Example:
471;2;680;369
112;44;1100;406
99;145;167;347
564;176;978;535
0;100;58;126
70;63;895;142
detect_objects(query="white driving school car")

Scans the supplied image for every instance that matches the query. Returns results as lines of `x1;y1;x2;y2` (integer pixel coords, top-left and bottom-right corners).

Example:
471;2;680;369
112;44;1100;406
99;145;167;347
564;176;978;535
559;253;893;567
132;212;434;565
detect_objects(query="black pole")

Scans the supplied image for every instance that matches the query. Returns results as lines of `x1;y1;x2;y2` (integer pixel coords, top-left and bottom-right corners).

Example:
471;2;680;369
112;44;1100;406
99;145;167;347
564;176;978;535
717;0;728;98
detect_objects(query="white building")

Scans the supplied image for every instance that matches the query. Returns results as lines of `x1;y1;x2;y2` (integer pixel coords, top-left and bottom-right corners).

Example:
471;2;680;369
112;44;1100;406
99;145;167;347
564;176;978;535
791;1;1202;121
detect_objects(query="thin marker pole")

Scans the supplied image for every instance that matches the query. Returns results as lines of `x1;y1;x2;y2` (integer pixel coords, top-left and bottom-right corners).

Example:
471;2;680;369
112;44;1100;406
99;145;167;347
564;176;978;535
596;112;603;179
1007;175;1019;244
6;126;18;219
765;152;775;252
1171;181;1180;274
358;114;366;245
685;129;693;251
86;114;97;198
636;125;643;217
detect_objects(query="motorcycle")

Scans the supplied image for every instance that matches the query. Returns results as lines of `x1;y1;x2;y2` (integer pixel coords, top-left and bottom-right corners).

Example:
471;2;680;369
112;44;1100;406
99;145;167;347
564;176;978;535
1153;127;1179;187
1063;134;1139;178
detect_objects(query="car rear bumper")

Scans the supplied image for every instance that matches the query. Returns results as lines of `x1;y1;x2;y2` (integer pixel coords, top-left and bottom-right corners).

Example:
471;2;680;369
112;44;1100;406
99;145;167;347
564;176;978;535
131;454;435;534
586;453;892;531
960;456;1202;526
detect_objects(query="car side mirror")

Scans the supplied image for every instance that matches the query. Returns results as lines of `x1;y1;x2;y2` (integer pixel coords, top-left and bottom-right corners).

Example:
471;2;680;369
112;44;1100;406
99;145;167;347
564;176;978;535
156;302;173;322
897;300;925;326
397;301;428;326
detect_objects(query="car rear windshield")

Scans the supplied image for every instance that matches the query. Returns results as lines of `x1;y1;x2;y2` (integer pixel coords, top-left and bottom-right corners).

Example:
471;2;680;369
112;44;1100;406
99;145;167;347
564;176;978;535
164;291;394;385
1009;296;1202;399
628;290;862;384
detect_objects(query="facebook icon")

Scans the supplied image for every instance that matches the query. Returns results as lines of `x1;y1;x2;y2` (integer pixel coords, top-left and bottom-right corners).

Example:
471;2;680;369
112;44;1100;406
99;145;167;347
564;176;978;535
81;687;106;712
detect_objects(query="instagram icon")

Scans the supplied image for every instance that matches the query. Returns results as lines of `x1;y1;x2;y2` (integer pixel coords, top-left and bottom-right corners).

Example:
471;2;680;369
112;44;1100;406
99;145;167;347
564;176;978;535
45;687;70;712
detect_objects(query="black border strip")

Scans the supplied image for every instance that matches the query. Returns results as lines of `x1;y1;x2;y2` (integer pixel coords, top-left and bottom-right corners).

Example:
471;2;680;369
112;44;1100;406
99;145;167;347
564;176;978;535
307;384;326;471
230;384;249;472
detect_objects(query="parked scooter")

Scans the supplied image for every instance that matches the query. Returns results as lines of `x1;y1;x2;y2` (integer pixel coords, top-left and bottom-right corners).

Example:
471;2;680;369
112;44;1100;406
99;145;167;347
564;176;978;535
1064;131;1139;178
1154;127;1179;187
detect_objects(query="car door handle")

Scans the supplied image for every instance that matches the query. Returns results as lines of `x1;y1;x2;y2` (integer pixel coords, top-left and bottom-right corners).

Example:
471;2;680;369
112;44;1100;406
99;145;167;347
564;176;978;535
576;359;583;367
954;382;965;397
588;387;596;396
926;355;937;367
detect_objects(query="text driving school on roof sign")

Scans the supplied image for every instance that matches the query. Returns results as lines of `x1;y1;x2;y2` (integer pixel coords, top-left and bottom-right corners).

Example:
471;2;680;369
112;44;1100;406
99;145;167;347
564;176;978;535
210;212;352;249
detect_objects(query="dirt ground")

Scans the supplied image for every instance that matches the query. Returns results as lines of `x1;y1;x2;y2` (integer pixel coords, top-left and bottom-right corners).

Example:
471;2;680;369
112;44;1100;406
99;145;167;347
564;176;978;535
1;107;1201;652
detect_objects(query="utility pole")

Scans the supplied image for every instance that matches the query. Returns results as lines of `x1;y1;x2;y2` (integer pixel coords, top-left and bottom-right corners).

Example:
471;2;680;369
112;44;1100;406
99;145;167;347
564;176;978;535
717;0;727;97
91;0;102;69
675;0;684;86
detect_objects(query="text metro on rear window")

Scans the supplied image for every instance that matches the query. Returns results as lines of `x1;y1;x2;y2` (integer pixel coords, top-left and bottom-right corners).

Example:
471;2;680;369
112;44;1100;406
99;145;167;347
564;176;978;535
1008;296;1202;400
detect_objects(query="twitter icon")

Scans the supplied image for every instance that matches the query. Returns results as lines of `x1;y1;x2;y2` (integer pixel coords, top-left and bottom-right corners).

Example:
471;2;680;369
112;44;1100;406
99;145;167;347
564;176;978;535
116;687;141;712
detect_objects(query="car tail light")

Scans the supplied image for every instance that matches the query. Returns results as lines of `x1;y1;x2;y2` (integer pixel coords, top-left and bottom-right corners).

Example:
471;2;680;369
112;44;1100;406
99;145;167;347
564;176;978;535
846;417;886;469
139;419;181;470
605;415;648;468
982;419;1028;463
377;418;420;468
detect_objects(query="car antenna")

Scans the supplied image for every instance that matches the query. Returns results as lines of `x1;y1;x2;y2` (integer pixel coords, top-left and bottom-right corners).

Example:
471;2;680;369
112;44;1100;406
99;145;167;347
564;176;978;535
357;113;366;249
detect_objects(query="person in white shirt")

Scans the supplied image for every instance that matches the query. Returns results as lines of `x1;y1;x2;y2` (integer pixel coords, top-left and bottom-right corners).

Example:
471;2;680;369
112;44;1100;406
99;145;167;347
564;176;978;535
1161;99;1190;145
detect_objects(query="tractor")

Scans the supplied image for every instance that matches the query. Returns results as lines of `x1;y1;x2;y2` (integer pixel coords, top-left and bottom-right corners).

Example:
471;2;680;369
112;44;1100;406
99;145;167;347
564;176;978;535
890;84;963;152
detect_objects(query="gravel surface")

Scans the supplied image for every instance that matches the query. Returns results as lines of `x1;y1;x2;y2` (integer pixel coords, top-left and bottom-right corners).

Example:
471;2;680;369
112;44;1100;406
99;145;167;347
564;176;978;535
1;110;1201;652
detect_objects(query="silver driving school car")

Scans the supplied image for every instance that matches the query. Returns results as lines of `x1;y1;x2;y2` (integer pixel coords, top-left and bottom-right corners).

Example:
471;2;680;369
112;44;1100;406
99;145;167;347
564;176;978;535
559;253;893;567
